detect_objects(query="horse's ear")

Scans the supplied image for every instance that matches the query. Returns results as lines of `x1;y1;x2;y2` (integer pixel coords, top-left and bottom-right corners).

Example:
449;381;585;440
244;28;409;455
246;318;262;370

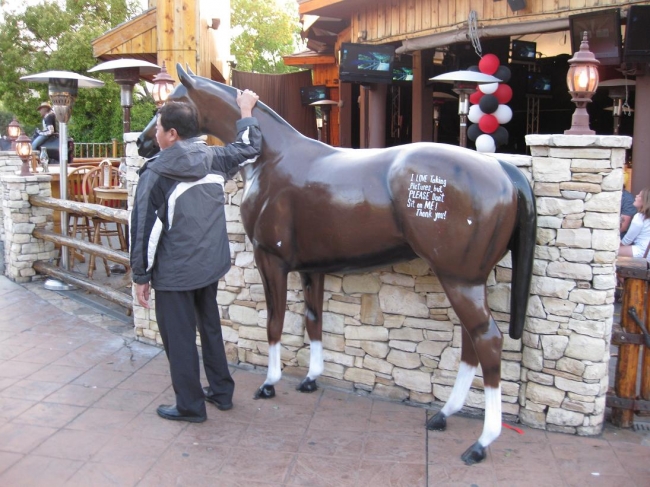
177;63;197;91
186;64;196;76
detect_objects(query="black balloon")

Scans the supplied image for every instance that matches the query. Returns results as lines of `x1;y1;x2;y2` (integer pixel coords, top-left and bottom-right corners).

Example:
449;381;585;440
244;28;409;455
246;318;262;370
478;94;499;114
495;66;511;83
492;126;509;146
467;65;480;72
468;123;484;142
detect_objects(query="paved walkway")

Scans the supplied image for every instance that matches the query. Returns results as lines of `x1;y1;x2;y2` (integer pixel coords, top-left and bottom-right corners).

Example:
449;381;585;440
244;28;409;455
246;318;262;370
0;276;648;486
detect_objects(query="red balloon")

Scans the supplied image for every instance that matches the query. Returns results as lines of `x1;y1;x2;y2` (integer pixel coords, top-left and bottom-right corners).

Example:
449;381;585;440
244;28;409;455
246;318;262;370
469;90;484;105
478;54;500;75
494;84;513;104
478;114;499;134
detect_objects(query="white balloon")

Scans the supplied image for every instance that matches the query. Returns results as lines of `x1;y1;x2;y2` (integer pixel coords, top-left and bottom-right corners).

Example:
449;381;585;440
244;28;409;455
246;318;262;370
494;104;513;124
468;105;485;124
476;134;496;153
479;82;499;94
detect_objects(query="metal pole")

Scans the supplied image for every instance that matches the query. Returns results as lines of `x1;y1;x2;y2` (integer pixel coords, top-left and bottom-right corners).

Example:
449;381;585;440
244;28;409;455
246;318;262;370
59;121;69;271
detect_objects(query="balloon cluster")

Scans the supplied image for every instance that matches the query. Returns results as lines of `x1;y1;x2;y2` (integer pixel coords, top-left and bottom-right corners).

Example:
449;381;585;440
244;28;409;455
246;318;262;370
467;54;513;153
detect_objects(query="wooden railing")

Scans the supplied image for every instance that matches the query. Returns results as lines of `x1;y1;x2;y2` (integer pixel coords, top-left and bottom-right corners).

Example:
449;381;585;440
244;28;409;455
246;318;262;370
74;139;124;159
29;195;132;311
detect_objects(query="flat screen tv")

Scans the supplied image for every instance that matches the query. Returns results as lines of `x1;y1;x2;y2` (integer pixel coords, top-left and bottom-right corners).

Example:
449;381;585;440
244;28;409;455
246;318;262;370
393;66;413;82
339;42;395;85
527;72;552;95
569;9;622;66
511;40;537;62
623;5;650;63
300;85;327;106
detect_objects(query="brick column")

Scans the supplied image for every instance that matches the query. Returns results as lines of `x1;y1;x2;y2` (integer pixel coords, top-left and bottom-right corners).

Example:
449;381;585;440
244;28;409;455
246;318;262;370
521;134;632;434
0;173;57;282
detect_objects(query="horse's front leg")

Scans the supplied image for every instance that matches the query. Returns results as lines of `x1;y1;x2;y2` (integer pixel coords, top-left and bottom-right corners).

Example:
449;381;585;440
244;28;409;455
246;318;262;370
253;249;288;400
429;282;503;466
297;272;325;393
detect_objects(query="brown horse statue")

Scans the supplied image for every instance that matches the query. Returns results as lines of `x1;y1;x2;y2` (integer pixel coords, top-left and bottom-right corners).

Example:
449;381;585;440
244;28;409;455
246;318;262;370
137;64;536;465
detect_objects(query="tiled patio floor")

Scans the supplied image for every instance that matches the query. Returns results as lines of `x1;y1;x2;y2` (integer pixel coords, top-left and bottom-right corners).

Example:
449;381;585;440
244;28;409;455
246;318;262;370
0;276;648;486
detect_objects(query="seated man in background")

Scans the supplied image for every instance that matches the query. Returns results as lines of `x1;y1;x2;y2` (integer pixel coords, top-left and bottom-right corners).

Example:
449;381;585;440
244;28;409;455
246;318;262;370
32;102;56;152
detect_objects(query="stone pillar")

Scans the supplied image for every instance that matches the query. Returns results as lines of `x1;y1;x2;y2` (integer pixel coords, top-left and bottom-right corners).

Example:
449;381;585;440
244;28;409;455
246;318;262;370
0;173;57;283
0;152;24;247
522;134;632;434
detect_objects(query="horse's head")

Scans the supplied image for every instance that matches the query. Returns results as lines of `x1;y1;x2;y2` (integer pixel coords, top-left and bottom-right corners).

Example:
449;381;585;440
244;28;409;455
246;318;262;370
137;64;242;158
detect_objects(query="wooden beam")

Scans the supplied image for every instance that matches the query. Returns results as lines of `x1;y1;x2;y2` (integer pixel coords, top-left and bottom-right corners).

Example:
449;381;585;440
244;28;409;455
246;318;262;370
33;261;133;311
30;196;129;225
33;229;129;266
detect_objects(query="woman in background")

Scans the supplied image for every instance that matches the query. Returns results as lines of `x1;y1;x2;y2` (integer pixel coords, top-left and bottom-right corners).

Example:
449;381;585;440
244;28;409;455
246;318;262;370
619;188;650;258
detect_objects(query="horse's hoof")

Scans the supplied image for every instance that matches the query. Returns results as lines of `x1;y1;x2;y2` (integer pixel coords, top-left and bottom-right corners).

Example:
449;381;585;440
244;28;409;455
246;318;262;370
253;384;276;400
296;377;318;393
426;411;447;431
460;442;487;465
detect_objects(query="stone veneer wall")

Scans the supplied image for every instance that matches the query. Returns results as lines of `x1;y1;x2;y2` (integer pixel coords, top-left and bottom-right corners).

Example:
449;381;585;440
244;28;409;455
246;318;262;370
125;134;631;433
0;152;25;251
0;171;57;283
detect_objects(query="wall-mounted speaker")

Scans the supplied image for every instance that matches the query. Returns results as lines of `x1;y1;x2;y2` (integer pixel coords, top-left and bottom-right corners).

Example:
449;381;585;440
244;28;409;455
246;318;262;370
624;5;650;63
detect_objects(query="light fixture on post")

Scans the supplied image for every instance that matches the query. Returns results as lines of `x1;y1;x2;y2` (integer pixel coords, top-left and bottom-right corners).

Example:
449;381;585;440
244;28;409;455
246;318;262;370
89;59;161;134
310;99;339;145
598;78;635;135
151;61;175;108
20;70;104;291
564;32;600;135
7;116;21;151
429;71;501;148
432;92;457;143
15;133;32;176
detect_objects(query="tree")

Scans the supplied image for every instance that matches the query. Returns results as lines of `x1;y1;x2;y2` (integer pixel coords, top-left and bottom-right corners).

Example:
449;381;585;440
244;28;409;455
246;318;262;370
0;0;155;143
231;0;302;74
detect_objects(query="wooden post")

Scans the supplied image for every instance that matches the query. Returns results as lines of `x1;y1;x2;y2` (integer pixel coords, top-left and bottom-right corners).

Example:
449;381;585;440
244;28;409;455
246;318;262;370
611;276;645;427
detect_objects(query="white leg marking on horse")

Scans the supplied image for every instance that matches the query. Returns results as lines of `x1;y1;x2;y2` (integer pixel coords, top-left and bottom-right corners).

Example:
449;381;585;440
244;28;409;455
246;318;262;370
264;343;282;385
478;385;502;447
440;361;476;417
307;341;323;380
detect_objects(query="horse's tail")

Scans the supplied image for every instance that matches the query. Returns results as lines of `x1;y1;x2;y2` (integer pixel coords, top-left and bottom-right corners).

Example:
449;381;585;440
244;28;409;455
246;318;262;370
498;159;536;340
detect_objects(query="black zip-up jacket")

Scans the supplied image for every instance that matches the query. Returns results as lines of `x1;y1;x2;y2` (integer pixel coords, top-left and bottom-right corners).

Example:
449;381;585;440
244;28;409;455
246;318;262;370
130;117;262;291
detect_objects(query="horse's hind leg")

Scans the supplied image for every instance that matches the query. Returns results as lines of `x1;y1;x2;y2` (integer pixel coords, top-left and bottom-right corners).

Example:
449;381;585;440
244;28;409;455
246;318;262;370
431;281;503;465
253;249;288;400
297;272;325;393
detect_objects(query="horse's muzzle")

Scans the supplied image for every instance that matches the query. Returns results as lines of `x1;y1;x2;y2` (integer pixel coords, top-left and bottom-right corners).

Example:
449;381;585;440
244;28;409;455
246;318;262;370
136;134;160;158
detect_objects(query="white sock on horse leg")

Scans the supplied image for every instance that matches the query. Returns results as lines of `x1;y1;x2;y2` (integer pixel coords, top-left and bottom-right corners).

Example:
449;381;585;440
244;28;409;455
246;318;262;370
441;361;477;417
478;385;502;447
265;343;282;385
307;340;323;380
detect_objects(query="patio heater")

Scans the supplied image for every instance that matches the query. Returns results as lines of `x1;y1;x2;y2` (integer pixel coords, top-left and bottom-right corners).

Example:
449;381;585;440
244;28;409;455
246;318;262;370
598;79;635;135
310;99;338;145
88;59;161;134
429;71;501;147
20;71;104;291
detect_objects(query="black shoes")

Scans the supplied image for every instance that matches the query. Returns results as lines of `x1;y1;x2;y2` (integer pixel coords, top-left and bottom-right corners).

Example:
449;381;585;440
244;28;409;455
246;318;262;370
203;387;233;411
156;404;206;423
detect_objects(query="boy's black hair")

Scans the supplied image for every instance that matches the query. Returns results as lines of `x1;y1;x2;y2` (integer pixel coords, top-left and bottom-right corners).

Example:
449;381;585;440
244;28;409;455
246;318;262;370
158;101;200;139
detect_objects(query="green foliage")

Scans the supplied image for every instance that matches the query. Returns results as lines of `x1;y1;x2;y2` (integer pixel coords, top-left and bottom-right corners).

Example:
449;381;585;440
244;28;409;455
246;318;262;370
231;0;302;74
0;0;154;143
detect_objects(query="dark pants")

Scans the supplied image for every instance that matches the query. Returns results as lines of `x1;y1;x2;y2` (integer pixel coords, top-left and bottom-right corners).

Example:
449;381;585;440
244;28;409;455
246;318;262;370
155;281;234;416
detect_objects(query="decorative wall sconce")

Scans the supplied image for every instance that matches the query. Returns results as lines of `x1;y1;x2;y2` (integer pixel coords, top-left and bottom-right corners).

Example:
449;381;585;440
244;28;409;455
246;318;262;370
152;61;176;108
7;116;21;151
15;133;32;176
564;32;600;135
